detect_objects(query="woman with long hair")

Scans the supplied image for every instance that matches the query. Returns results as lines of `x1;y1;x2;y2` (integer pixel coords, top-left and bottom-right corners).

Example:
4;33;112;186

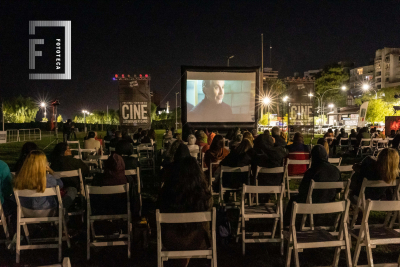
158;156;212;267
204;135;229;171
351;148;399;201
242;131;254;146
14;142;38;173
317;138;329;156
14;150;77;217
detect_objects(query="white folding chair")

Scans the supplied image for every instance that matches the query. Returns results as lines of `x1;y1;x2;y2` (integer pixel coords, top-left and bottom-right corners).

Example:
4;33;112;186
14;186;67;263
373;139;388;156
337;137;350;152
300;179;351;231
284;201;352;267
255;166;285;202
356;138;372;157
86;183;131;260
350;178;400;230
137;144;155;175
156;208;217;267
352;200;400;266
328;157;342;166
87;155;109;170
0;200;10;242
125;168;142;217
241;183;285;255
38;257;71;267
336;165;353;174
219;165;251;242
109;147;115;152
67;141;81;159
285;159;311;199
209;161;221;197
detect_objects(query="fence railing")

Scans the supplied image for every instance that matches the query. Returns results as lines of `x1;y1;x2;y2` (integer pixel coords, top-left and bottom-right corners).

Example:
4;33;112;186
6;128;41;143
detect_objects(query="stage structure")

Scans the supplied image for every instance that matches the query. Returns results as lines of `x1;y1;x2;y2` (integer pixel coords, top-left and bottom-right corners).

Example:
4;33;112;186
114;74;151;133
285;77;315;141
181;66;260;130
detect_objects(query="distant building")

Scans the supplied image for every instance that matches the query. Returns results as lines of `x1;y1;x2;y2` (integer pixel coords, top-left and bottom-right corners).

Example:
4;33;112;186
304;69;322;78
349;65;374;95
262;68;278;81
374;47;400;89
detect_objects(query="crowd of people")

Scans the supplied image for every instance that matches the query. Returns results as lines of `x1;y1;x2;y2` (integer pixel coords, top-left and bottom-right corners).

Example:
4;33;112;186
1;125;400;266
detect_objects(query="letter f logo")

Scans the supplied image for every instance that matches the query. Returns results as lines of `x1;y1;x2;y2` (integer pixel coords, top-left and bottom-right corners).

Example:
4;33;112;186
29;39;44;69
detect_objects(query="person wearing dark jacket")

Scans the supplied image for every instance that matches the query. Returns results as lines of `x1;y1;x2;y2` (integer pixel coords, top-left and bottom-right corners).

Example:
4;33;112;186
50;142;90;190
332;128;349;155
115;139;139;170
271;126;287;147
14;142;39;173
284;145;340;225
63;119;72;142
110;131;123;148
161;143;191;184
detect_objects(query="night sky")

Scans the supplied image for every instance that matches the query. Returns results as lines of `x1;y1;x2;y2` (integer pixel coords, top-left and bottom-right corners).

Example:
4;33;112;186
1;0;399;119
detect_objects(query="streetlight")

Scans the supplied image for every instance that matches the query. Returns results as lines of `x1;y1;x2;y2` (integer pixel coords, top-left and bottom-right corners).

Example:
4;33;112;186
40;102;47;119
362;83;377;99
328;104;334;110
227;55;234;66
82;110;90;133
315;85;347;126
175;92;179;129
262;96;271;126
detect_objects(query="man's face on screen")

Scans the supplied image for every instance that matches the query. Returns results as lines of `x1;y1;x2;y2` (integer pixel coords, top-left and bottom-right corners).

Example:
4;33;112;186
205;80;225;104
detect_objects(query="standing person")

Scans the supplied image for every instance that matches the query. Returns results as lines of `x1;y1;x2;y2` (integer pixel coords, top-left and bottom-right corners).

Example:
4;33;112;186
271;126;287;147
284;145;340;225
14;151;77;217
389;130;396;138
70;122;77;140
63;119;72;142
158;156;212;267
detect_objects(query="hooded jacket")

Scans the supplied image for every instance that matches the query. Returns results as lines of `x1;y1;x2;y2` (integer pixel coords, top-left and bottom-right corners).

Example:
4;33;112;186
296;145;340;203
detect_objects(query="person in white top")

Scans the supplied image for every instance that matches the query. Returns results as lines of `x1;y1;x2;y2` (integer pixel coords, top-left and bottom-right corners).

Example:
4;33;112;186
84;131;101;151
187;134;199;158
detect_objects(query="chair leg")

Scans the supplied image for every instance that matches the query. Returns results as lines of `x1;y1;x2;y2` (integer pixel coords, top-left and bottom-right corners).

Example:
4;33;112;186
236;207;242;243
332;246;341;266
294;248;300;267
23;224;30;245
242;216;245;255
300;214;307;231
87;219;90;260
272;218;278;239
16;209;21;264
286;178;291;200
365;237;374;267
63;213;71;248
352;237;363;266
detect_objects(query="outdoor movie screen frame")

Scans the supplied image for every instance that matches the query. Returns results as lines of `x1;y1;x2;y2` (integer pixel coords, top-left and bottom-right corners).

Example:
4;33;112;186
181;66;260;128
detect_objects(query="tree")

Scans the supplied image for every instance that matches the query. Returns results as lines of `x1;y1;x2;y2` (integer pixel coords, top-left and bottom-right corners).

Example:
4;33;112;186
150;102;158;122
57;114;63;122
3;96;39;123
315;67;349;108
42;117;48;122
258;113;273;126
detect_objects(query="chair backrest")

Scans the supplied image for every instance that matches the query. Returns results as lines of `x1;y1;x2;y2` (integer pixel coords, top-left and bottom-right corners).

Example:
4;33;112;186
359;178;400;204
209;161;221;179
14;187;63;214
125;168;141;216
109;147;115;152
86;184;129;195
293;200;347;216
242;183;284;195
287;153;311;176
157;208;215;224
359;138;371;147
328;157;342;165
336;165;353;173
307;179;350;203
339;137;348;144
221;165;250;173
54;169;84;196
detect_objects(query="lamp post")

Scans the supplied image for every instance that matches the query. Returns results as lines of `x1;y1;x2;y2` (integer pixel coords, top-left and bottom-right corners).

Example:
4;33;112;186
362;83;377;99
40;102;46;119
175;92;179;129
262;97;271;127
316;86;347;126
82;110;89;133
227;55;234;67
283;96;288;132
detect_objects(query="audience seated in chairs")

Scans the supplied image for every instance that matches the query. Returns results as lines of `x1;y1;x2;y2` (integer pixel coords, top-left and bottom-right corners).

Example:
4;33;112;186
349;129;357;139
271;126;287;148
122;131;134;144
332;128;348;155
229;133;243;151
283;145;340;225
317;138;330;156
195;131;210;154
186;134;199;158
392;134;400;150
115;139;140;170
0;159;16;236
389;129;396;138
142;129;156;144
158;156;212;267
50;142;90;190
84;131;101;151
161;144;191;184
133;128;142;140
14;151;77;217
109;131;123;148
225;128;234;141
242;131;254;146
324;129;334;145
253;134;287;187
204;135;229;176
350;148;399;203
103;129;115;151
286;132;310;176
356;127;370;147
206;129;216;146
162;140;184;169
251;129;258;139
13;142;38;173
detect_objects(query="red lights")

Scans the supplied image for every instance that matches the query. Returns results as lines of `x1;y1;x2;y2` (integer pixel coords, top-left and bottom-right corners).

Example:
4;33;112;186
139;74;142;78
115;74;118;78
128;74;130;77
145;74;148;78
122;74;125;78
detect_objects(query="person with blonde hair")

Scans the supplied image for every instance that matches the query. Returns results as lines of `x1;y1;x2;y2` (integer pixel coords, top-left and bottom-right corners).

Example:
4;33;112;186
242;131;254;146
351;148;399;201
14;150;77;216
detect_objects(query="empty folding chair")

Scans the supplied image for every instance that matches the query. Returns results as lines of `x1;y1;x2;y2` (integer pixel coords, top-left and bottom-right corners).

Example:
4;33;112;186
125;168;142;217
14;186;67;263
300;179;351;231
352;200;400;266
356;138;372;157
285;158;311;199
284;201;352;267
156;207;217;267
86;183;131;260
328;157;342;166
241;183;285;255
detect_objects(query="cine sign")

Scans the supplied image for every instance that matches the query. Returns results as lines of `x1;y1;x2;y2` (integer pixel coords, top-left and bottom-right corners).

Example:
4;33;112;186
121;101;148;124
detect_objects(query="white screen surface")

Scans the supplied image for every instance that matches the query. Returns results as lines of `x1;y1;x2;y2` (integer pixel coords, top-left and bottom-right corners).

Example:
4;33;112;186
186;71;256;122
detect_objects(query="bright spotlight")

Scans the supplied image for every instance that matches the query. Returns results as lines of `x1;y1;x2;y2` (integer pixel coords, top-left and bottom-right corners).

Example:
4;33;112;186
40;102;46;107
362;84;370;91
328;104;334;108
283;96;288;102
341;85;347;90
308;93;313;97
263;97;271;105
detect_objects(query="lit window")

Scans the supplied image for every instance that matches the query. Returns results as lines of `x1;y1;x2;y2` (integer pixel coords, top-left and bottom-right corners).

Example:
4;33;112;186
357;68;363;75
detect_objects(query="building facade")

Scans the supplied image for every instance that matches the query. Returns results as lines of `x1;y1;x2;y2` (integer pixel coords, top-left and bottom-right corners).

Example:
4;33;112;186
304;69;322;78
375;47;400;89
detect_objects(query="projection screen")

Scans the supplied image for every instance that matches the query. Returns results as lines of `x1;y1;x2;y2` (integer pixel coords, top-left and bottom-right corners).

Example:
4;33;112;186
186;71;256;123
